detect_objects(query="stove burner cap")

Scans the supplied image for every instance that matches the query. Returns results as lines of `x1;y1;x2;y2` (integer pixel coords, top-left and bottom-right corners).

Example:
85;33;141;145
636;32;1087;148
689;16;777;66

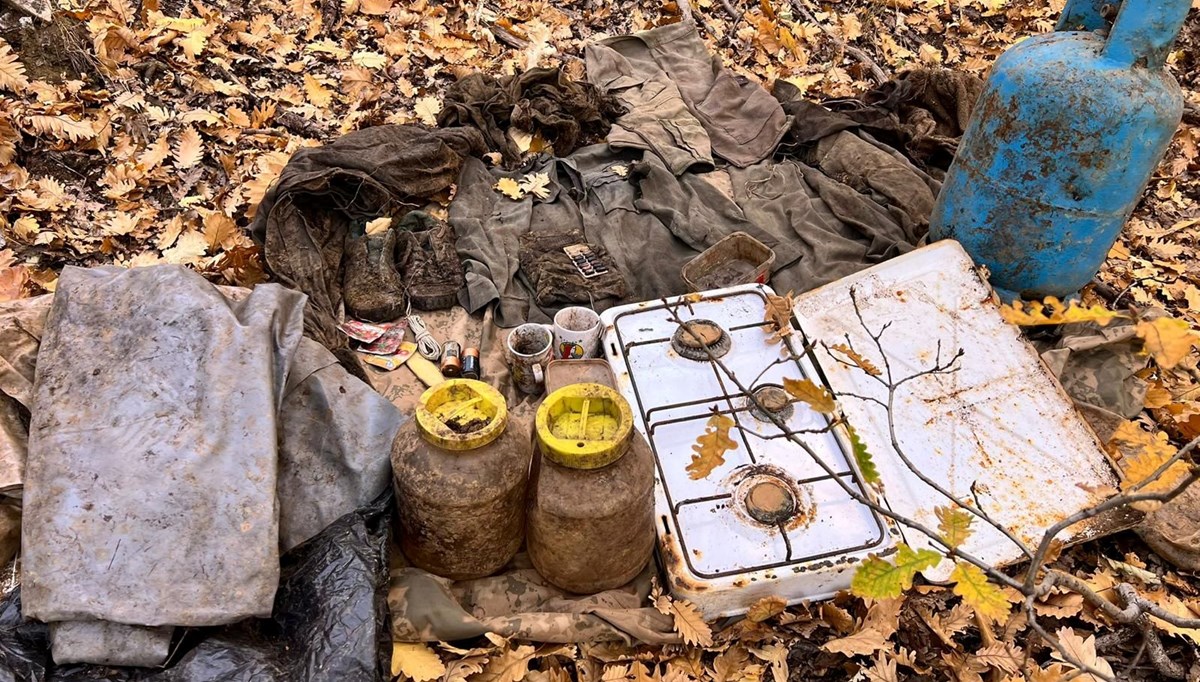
744;479;797;525
671;320;731;361
749;384;794;422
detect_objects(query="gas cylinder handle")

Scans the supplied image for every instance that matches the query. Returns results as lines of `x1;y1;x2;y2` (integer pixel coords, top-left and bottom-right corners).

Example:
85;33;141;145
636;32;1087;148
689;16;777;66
1102;0;1190;70
1056;0;1113;32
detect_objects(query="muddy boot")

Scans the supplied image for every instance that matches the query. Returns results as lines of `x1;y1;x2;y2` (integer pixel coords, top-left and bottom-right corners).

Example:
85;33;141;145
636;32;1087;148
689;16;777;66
396;212;464;311
343;229;407;322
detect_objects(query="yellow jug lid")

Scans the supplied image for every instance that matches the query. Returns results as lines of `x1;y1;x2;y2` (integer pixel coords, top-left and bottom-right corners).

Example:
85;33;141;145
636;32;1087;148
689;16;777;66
416;379;508;451
535;383;633;469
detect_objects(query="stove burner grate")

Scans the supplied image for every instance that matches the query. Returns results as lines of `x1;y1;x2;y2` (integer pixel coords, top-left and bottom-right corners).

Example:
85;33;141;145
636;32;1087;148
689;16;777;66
671;320;731;361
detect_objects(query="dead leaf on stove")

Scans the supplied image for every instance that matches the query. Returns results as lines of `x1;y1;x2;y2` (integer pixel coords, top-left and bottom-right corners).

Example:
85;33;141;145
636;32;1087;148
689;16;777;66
745;596;788;623
828;343;881;376
654;595;714;647
391;642;446;681
686;412;738;480
935;505;974;550
494;177;524;200
764;292;795;343
782;378;836;414
1136;316;1200;369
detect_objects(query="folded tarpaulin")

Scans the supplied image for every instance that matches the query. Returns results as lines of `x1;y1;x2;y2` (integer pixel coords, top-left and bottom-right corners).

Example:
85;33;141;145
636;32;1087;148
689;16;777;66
16;265;403;667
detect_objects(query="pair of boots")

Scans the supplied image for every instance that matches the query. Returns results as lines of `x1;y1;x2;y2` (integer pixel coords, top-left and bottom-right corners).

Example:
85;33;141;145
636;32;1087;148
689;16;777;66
342;212;464;322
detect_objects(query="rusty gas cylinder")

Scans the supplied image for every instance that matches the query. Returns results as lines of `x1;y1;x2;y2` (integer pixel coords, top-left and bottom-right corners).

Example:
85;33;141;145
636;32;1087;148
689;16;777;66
392;379;531;580
527;384;655;593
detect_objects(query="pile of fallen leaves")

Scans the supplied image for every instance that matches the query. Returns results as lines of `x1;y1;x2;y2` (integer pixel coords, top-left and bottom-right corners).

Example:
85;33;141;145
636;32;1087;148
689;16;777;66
2;0;1200;679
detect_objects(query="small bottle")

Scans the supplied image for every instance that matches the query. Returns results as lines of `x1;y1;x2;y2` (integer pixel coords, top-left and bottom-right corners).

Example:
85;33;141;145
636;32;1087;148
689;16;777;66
440;342;462;377
462;347;481;380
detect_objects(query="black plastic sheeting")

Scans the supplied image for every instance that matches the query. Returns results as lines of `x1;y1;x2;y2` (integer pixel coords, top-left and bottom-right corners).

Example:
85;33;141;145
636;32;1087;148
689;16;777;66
0;493;393;682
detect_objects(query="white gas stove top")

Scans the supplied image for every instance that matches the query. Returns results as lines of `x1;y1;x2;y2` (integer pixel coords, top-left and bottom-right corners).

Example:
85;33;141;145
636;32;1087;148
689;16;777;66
600;241;1122;619
600;287;893;617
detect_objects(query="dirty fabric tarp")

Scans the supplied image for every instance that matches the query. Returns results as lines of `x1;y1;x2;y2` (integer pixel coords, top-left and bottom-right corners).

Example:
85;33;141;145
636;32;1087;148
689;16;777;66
14;265;402;666
453;131;934;327
438;68;625;167
250;125;486;357
585;21;788;170
0;493;393;682
453;21;942;327
390;553;679;645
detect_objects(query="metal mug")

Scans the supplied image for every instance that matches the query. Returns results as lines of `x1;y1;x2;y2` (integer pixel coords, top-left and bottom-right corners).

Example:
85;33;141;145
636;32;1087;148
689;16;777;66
506;323;554;395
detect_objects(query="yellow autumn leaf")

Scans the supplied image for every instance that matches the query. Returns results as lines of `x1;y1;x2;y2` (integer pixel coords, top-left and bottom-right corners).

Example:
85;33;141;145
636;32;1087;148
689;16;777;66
414;96;441;126
829;343;881;376
850;543;941;600
686;412;738;480
654;595;714;647
173;127;204;169
1136;316;1200;369
390;642;446;682
1110;421;1188;511
494;177;524;200
950;562;1011;622
998;297;1126;327
303;74;334;107
935;505;974;550
782;377;836;414
745;595;788;623
352;51;389;69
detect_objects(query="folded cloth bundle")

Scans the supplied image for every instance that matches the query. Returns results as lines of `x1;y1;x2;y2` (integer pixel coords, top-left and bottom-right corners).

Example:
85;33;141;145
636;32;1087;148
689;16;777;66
518;231;628;309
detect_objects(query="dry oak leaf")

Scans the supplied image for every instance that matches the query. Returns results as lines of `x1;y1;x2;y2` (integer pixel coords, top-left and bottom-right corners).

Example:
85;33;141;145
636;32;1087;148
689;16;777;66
1110;421;1188;511
162;229;209;266
745;596;788;623
823;598;902;657
764;291;795;342
748;644;788;682
414;96;441;126
11;216;39;241
1136;316;1200;369
473;644;535;682
973;643;1021;674
686;412;738;480
863;652;898;682
173;127;204;169
303;74;334;107
710;646;762;682
654;595;714;647
359;0;391;14
998;297;1126;327
519;172;552;200
352;51;389;69
1050;627;1113;682
494;177;524;200
829;343;880;376
24;114;95;142
390;642;446;681
782;377;836;415
935;505;974;550
950;562;1011;623
0;38;30;93
364;217;391;236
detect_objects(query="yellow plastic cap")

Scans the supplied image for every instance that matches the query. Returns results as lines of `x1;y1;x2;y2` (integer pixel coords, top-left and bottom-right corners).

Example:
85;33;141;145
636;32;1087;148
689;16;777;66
535;383;634;469
416;379;508;451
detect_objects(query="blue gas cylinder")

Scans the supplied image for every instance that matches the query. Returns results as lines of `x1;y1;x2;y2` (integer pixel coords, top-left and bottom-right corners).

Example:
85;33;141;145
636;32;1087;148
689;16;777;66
929;0;1190;299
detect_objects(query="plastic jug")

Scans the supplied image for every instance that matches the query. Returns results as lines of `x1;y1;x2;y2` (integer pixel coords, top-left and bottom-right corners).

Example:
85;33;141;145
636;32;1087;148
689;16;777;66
928;0;1190;299
526;384;656;594
392;379;531;580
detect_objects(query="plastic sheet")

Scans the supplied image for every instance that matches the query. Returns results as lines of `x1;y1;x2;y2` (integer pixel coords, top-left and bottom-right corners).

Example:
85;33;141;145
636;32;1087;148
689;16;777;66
0;493;393;682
